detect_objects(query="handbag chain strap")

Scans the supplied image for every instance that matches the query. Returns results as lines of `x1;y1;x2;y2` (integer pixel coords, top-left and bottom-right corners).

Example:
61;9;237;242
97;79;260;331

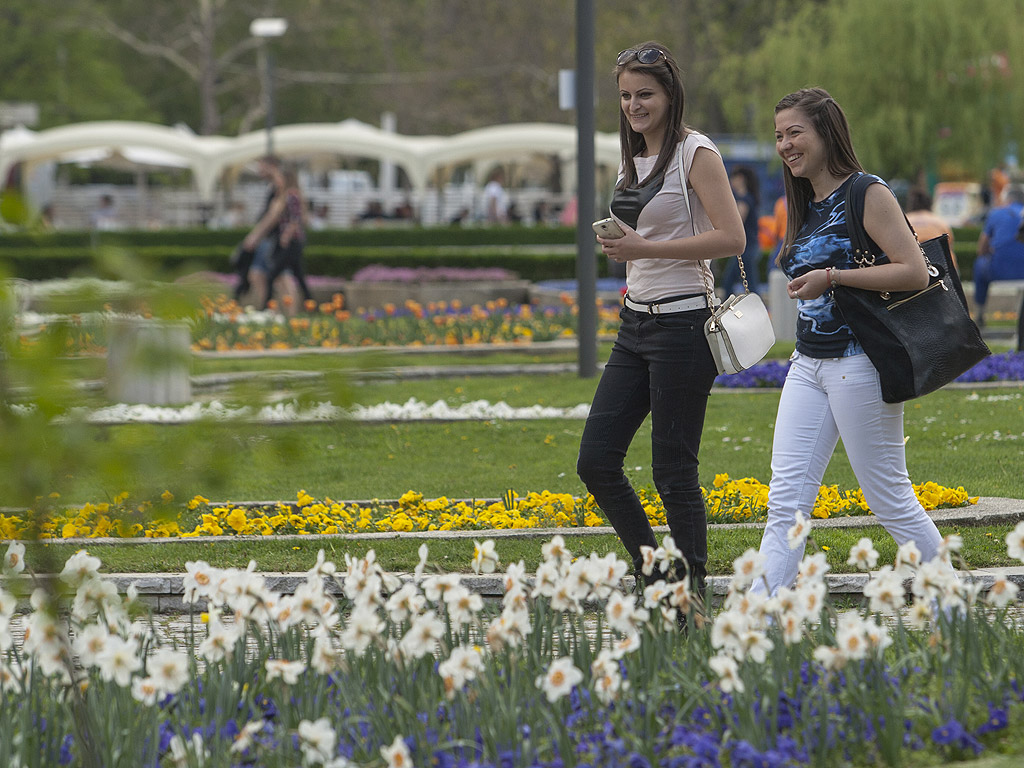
675;137;734;313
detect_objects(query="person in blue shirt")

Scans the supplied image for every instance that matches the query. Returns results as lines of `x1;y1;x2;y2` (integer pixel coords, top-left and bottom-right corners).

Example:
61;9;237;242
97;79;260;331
973;184;1024;329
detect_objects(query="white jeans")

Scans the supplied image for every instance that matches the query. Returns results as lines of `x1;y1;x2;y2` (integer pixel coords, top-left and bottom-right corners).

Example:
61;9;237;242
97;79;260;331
754;352;946;594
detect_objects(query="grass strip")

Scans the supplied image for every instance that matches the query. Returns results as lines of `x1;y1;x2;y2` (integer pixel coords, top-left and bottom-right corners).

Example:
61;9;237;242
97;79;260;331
27;522;1019;575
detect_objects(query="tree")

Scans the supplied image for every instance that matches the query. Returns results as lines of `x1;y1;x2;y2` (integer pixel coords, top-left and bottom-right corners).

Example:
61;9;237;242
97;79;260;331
713;0;1024;180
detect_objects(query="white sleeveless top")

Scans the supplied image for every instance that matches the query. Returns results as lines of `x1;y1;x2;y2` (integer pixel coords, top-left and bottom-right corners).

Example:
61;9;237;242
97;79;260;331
615;132;719;302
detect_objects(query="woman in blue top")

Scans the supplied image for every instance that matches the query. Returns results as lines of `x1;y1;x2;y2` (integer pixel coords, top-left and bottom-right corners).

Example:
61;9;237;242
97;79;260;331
753;88;953;594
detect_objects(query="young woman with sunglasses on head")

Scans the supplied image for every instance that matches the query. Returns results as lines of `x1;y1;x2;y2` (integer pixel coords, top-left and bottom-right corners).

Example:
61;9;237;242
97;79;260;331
578;42;745;597
751;88;955;595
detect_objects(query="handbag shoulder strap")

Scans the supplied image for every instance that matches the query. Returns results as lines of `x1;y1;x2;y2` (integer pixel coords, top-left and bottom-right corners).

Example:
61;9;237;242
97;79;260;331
844;172;879;261
845;172;924;267
676;135;727;302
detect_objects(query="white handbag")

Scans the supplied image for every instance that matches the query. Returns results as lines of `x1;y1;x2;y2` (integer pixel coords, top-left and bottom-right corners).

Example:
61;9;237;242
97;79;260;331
676;140;775;375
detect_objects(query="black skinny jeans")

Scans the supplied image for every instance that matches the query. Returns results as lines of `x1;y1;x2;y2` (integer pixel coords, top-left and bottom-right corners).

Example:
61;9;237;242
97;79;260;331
577;303;718;587
263;239;313;310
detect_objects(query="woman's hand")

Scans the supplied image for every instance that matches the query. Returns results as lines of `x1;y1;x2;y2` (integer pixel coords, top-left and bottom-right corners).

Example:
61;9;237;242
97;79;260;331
787;269;829;300
598;222;647;263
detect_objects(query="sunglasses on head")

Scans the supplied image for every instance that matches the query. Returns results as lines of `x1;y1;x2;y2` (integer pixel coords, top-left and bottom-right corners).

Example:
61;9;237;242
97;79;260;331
617;48;665;66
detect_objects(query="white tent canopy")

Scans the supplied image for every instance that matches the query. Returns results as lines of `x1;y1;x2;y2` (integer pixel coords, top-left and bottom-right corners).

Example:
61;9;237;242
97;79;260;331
0;119;622;204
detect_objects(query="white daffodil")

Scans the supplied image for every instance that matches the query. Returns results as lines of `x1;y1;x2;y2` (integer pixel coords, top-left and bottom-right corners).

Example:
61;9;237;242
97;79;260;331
385;583;426;624
708;653;744;693
591;649;626;704
131;675;160;706
471;539;499;575
549;581;582;615
938;534;963;562
639;545;658;577
786;512;811;550
986;576;1020;607
894;541;922;575
183;560;221;605
906;598;933;630
503;560;527;594
3;541;26;575
610;631;641;659
642;581;671;610
834;612;870;661
264;658;306;685
812;644;847;672
306;549;337;581
422;573;462;604
1005;521;1024;562
863;566;905;615
911;559;957;603
541;535;571;564
711;609;749;653
399;610;445;660
438;645;484;698
148;647;190;696
536;656;584;703
862;618;893;655
413;543;430;578
72;623;111;668
199;614;242;663
731;549;765;590
778;610;804;646
0;589;15;620
590;552;629;600
59;550;102;588
381;735;413;768
339;604;385;655
738;629;774;664
96;635;142;687
796;551;830;585
445;587;483;630
795;582;826;625
229;719;266;755
605;591;649;635
531;560;562;599
846;537;880;571
662;535;684;562
298;717;337;765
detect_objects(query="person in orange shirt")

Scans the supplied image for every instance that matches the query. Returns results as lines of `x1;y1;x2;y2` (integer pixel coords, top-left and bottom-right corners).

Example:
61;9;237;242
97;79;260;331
905;188;958;271
990;164;1010;206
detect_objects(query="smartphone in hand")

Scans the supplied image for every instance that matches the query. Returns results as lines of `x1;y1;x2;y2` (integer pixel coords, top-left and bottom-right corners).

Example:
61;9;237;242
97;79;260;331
592;218;625;239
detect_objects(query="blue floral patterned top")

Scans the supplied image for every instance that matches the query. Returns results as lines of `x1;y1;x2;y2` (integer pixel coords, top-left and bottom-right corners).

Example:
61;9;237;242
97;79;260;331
781;172;885;358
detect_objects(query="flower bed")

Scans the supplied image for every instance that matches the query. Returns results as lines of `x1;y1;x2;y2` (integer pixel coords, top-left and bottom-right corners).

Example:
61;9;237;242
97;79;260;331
2;526;1024;766
0;476;976;540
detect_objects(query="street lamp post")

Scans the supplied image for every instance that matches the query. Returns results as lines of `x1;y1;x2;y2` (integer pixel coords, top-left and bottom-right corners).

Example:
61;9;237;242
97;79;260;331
250;17;288;157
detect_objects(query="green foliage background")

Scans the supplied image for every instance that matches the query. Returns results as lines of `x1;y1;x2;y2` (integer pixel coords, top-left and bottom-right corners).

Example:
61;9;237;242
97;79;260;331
2;1;1022;180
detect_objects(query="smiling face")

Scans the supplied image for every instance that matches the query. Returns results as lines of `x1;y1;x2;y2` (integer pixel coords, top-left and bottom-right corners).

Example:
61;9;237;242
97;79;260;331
619;70;670;153
774;107;827;182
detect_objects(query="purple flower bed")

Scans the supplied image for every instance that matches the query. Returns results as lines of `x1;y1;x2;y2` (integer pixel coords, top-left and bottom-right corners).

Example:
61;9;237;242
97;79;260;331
715;352;1024;388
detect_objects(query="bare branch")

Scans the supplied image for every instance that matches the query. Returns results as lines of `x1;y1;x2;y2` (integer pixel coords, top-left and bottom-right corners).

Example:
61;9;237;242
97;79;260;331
93;17;201;81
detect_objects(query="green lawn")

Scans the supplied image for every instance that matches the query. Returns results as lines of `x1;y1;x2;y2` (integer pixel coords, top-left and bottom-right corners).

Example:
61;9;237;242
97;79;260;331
7;343;1022;575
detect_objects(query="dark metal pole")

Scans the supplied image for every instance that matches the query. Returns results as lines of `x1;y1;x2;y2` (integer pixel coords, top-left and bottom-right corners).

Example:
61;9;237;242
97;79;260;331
575;0;597;377
265;47;276;156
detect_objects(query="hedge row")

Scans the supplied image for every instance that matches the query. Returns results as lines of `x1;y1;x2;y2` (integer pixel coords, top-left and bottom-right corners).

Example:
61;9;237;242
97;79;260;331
0;245;606;282
0;225;578;250
0;225;981;282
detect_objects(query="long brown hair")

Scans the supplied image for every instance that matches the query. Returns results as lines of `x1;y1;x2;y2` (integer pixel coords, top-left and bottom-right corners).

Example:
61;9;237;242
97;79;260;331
615;41;687;190
775;88;863;261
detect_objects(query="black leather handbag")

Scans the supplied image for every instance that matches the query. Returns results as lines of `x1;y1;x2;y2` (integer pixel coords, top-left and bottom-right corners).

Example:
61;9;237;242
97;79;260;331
832;173;990;403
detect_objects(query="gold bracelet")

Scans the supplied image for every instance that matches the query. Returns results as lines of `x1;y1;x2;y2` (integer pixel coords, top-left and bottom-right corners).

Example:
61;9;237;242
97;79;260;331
829;268;840;288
